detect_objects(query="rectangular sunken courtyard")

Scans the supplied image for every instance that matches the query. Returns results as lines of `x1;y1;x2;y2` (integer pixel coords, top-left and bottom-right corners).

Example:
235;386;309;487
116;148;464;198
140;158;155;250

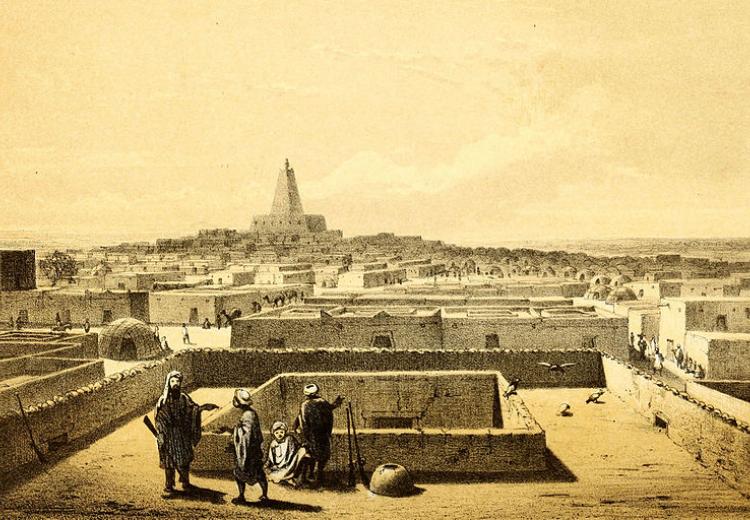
194;370;547;476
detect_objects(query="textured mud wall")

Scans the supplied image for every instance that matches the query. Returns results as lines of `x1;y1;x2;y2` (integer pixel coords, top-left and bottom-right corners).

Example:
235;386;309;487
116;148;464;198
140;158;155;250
0;333;98;360
441;317;627;357
0;357;104;415
231;311;628;358
231;313;443;350
190;348;605;389
206;372;499;433
0;290;148;325
194;427;547;475
0;352;193;476
686;381;750;425
602;354;750;496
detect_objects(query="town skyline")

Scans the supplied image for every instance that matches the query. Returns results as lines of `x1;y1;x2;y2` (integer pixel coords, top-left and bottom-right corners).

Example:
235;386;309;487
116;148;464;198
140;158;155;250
2;1;749;244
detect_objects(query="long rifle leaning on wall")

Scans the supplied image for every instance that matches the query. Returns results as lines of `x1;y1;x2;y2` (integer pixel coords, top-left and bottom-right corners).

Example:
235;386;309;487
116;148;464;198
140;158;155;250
348;400;369;486
345;405;356;488
15;393;46;463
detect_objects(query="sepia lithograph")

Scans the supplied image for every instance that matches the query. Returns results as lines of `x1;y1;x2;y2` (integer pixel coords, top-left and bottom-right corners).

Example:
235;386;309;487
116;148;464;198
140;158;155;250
1;1;750;518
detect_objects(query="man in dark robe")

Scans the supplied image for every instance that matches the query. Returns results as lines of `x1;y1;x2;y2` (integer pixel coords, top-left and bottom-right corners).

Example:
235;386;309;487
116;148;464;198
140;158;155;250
155;370;217;493
230;388;268;503
292;383;343;485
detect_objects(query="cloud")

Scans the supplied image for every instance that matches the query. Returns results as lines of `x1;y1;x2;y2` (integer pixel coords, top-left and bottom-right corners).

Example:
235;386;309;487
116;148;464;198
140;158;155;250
305;85;606;200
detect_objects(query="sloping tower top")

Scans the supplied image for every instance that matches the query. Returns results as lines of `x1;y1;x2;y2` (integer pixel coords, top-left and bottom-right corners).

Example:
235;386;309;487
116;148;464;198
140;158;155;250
270;159;305;216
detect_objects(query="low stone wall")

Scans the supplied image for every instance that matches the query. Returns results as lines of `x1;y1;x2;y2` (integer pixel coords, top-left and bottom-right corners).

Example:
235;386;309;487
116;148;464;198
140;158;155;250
194;426;546;475
0;333;98;360
602;354;750;496
189;348;605;389
0;351;193;476
686;381;750;425
0;357;105;416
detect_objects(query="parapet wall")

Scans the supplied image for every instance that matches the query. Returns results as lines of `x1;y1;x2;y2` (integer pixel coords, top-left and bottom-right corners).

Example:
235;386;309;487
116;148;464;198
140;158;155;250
0;352;194;476
189;348;605;389
0;357;105;416
602;354;750;496
0;348;600;479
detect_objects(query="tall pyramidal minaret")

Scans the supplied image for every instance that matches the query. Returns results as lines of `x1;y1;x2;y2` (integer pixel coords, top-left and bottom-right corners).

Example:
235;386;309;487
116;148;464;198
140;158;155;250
250;159;331;235
270;159;305;216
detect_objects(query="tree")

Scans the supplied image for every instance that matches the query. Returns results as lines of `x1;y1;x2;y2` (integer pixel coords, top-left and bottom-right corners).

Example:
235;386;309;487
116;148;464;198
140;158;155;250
39;251;78;286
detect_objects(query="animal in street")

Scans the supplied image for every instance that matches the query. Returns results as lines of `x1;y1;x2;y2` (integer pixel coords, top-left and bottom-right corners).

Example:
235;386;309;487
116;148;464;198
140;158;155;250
557;403;572;416
538;362;577;374
586;389;606;404
503;378;520;398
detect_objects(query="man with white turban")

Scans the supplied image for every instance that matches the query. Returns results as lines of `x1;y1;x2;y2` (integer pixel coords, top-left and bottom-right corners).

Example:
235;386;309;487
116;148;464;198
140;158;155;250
155;370;218;493
292;383;343;486
231;388;268;503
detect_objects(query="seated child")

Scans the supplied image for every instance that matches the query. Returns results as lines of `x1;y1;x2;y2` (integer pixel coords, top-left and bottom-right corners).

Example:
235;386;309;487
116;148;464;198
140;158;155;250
265;421;308;485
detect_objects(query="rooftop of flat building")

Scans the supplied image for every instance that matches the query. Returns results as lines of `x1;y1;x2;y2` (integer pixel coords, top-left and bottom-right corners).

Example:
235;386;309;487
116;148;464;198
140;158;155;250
686;331;750;341
663;296;750;303
4;386;747;518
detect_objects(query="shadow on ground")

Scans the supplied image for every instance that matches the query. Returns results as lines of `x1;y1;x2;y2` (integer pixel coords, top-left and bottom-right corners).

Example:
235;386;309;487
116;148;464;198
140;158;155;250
414;449;576;484
163;484;226;504
233;497;323;512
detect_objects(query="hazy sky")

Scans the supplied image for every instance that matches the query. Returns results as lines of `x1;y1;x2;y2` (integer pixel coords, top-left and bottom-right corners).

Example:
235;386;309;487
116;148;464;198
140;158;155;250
1;1;749;245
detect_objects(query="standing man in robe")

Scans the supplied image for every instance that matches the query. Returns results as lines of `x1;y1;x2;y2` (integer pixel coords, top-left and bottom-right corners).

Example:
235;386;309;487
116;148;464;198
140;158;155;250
292;383;343;486
231;388;268;503
155;370;218;494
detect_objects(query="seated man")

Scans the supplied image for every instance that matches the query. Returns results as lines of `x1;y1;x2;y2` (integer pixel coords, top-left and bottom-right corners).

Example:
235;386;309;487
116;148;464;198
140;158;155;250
265;421;309;486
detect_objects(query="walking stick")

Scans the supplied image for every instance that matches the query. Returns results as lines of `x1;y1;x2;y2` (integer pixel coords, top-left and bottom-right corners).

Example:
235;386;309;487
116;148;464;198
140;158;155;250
15;394;46;463
346;406;356;487
348;401;369;486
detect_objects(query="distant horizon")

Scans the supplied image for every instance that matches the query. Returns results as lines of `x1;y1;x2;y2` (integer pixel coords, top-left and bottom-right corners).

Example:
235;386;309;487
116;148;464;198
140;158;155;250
1;227;750;253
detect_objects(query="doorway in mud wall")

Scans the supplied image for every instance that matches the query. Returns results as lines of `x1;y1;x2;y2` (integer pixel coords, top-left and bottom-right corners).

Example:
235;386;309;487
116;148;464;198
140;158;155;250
189;307;199;325
371;332;394;349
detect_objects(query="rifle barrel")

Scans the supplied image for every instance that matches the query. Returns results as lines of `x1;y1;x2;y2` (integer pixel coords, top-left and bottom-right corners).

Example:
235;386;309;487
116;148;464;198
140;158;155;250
15;393;46;463
348;401;369;486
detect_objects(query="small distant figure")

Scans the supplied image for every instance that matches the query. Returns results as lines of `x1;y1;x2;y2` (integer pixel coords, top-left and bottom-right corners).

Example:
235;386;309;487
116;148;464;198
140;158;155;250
696;364;705;379
538;362;577;375
155;370;218;494
9;316;14;329
216;313;222;330
231;389;268;504
653;351;664;376
503;378;520;398
162;336;170;350
649;336;658;359
674;344;684;369
292;384;344;486
630;332;635;347
202;317;211;329
586;389;606;404
83;318;91;333
153;324;160;341
265;421;308;486
557;403;573;416
55;312;62;328
637;335;648;360
182;323;191;344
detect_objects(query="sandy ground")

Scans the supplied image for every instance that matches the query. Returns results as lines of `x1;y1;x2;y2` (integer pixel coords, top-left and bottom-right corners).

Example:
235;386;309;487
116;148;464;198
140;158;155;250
1;387;749;519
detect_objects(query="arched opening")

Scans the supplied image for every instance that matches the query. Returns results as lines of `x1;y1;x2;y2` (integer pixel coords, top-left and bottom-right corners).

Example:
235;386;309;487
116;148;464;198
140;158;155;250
120;338;137;360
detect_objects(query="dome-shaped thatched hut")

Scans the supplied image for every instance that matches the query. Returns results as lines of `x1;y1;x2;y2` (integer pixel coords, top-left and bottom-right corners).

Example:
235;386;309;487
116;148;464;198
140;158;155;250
98;318;167;360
